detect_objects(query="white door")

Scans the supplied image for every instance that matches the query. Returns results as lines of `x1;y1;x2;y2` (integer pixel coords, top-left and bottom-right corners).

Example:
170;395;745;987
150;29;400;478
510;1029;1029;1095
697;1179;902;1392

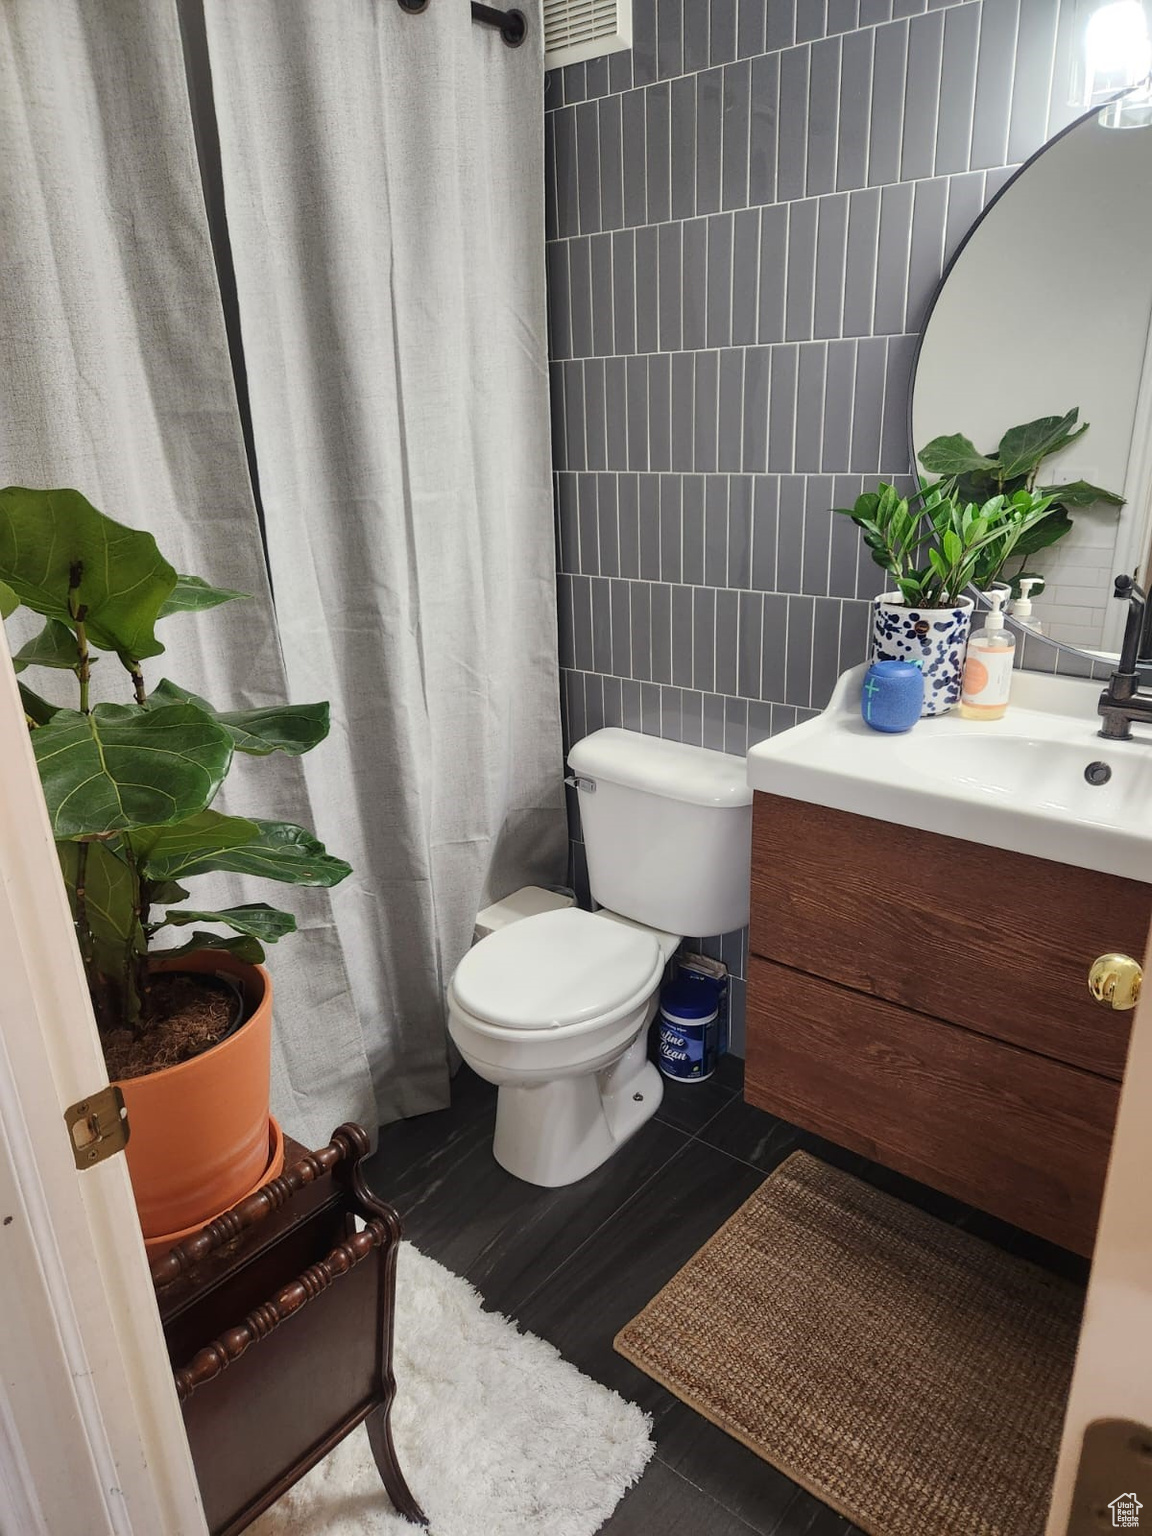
1047;928;1152;1533
0;625;206;1534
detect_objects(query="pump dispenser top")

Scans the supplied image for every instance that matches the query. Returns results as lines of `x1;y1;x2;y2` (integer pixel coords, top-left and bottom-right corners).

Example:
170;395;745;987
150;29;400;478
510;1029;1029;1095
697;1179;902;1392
1012;578;1042;632
982;589;1008;630
960;589;1015;720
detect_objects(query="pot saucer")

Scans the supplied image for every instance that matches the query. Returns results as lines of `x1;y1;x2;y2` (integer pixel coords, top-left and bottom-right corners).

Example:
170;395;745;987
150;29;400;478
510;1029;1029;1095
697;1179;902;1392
143;1115;285;1258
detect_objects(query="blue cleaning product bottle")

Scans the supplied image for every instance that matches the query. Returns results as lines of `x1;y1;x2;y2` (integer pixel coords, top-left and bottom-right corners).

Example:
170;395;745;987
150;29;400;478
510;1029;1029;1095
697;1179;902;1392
658;976;722;1083
861;658;923;733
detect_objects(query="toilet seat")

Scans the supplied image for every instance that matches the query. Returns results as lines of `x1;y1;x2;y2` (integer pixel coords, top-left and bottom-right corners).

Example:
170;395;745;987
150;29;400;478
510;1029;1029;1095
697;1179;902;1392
451;907;663;1032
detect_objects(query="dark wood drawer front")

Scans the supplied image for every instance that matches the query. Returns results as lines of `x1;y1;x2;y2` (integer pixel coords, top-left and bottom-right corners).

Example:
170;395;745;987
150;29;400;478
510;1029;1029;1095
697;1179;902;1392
750;793;1148;1080
745;956;1119;1256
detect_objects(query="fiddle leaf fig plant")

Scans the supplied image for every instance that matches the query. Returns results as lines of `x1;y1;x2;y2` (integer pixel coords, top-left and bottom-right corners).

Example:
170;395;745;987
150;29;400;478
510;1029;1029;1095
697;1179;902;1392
917;408;1125;594
833;480;1058;609
0;485;350;1041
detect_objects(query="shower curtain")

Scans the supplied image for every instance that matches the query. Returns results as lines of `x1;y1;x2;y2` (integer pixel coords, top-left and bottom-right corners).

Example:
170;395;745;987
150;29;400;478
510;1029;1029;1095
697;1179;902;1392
0;0;376;1146
2;0;563;1130
200;0;567;1119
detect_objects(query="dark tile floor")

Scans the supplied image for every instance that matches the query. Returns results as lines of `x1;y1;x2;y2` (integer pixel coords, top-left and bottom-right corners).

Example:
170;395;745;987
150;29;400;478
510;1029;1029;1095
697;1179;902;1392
364;1054;1088;1535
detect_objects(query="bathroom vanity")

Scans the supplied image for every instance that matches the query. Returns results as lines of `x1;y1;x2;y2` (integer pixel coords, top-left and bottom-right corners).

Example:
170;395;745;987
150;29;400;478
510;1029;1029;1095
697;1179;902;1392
745;668;1152;1256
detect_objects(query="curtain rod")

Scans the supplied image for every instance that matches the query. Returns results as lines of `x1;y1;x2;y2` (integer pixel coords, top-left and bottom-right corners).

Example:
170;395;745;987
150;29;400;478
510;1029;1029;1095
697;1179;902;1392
396;0;527;49
471;3;526;46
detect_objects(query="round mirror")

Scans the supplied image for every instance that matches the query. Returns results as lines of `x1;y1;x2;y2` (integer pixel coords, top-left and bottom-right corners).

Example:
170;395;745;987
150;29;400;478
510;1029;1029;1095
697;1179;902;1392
910;92;1152;663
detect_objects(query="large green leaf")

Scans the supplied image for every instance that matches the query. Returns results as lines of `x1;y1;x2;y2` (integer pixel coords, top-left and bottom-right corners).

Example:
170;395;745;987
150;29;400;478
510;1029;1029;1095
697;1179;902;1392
13;618;83;674
1009;507;1074;559
57;840;144;1021
917;434;998;478
1041;479;1125;510
0;487;176;662
952;467;1004;506
127;809;260;879
19;681;59;724
0;579;17;618
148;678;330;757
58;839;137;956
149;818;351;887
996;412;1087;480
158;574;250;617
32;702;234;838
153;931;265;964
159;903;297;942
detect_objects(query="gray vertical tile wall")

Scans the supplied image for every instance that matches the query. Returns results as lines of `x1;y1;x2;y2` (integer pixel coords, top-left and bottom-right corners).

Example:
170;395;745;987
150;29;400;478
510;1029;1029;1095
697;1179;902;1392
546;0;1077;1055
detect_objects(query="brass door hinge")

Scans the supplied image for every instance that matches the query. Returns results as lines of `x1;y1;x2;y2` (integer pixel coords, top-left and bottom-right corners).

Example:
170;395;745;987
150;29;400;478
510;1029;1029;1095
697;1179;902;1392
1067;1418;1152;1532
64;1085;129;1170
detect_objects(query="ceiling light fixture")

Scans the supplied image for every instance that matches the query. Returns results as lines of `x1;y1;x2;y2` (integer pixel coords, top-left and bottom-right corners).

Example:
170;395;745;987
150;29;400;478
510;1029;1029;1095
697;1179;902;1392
1081;0;1152;127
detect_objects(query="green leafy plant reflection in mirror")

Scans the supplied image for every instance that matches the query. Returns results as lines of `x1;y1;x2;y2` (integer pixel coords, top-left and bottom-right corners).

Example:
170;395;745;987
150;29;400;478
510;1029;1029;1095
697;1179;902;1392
834;480;1059;610
0;487;350;1039
917;409;1124;596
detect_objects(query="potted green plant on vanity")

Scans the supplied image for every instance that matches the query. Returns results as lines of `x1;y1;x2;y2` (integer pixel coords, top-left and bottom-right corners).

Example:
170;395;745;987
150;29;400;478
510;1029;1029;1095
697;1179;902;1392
0;486;350;1250
833;480;1057;715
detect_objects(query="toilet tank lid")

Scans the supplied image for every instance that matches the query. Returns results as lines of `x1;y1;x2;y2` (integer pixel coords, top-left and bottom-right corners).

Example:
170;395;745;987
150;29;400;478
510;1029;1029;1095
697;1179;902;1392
567;728;752;809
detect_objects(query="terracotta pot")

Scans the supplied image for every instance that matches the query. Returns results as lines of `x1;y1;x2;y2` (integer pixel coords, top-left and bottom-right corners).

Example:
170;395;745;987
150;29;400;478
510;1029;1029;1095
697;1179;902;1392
143;1116;284;1257
116;950;273;1240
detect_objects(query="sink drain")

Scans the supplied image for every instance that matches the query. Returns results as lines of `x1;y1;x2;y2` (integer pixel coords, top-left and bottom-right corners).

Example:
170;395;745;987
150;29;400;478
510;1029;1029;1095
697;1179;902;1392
1084;761;1112;786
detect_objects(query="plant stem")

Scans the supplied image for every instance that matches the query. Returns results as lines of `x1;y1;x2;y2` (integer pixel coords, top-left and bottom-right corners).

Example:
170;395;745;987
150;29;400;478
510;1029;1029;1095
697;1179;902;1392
72;842;97;975
67;562;92;715
121;844;147;1038
74;619;91;714
129;666;146;705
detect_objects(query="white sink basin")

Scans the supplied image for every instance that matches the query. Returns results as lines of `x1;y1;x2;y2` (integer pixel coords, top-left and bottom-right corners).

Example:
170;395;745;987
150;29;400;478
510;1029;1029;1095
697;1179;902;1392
745;663;1152;884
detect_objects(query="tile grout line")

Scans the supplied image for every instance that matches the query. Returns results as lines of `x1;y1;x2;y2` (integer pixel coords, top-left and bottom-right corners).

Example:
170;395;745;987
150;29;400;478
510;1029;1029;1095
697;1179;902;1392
547;163;997;247
510;1119;699;1317
553;0;977;112
644;1454;767;1535
558;325;922;365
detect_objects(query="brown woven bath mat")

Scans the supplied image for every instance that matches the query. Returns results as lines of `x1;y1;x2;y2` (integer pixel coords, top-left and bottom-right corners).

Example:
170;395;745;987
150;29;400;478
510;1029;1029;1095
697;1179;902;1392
614;1152;1084;1536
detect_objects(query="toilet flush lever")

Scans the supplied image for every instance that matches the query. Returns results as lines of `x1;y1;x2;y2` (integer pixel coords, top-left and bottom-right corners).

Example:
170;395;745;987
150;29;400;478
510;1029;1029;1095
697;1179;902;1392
564;775;596;794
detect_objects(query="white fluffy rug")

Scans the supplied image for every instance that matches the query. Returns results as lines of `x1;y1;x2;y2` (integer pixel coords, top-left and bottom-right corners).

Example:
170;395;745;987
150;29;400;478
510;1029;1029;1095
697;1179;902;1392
251;1244;654;1535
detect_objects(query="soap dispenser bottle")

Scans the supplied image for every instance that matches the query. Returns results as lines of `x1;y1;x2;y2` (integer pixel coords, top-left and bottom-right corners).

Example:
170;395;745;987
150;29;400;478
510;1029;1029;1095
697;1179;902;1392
960;590;1015;720
1011;577;1042;633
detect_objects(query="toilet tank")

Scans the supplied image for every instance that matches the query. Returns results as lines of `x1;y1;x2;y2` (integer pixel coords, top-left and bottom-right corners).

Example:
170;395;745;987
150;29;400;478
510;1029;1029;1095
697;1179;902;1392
566;728;752;937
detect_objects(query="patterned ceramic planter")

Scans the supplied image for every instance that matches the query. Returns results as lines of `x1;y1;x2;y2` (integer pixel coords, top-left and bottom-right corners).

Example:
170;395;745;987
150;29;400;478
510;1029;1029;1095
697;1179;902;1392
871;593;975;716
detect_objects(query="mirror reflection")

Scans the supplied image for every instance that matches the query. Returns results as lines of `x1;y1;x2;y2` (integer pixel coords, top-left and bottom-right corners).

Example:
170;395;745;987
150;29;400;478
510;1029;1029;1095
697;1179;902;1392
911;106;1152;660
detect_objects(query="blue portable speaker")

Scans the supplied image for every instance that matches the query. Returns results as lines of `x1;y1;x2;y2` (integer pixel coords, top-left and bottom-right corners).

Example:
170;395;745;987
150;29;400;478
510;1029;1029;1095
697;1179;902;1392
860;659;923;733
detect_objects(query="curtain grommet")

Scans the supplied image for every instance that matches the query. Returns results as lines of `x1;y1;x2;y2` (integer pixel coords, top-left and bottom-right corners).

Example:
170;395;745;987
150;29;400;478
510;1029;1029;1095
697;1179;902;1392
497;9;527;46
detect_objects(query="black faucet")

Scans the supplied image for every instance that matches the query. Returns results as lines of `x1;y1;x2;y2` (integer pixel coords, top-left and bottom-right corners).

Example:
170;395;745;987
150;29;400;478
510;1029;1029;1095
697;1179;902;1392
1098;575;1152;740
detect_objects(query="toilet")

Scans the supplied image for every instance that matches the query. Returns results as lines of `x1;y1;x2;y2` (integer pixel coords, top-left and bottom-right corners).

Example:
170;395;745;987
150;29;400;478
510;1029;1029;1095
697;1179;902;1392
447;728;752;1187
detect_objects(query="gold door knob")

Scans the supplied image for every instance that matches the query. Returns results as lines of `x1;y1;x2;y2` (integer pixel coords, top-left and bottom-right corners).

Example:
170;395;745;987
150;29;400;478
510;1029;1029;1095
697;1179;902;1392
1088;953;1143;1011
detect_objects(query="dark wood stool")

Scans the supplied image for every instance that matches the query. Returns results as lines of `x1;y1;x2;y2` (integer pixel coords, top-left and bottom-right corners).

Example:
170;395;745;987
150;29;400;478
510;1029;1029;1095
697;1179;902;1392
151;1122;427;1535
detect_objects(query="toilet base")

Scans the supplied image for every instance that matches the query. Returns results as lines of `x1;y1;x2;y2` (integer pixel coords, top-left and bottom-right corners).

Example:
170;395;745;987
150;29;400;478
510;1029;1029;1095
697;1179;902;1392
491;1037;664;1187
